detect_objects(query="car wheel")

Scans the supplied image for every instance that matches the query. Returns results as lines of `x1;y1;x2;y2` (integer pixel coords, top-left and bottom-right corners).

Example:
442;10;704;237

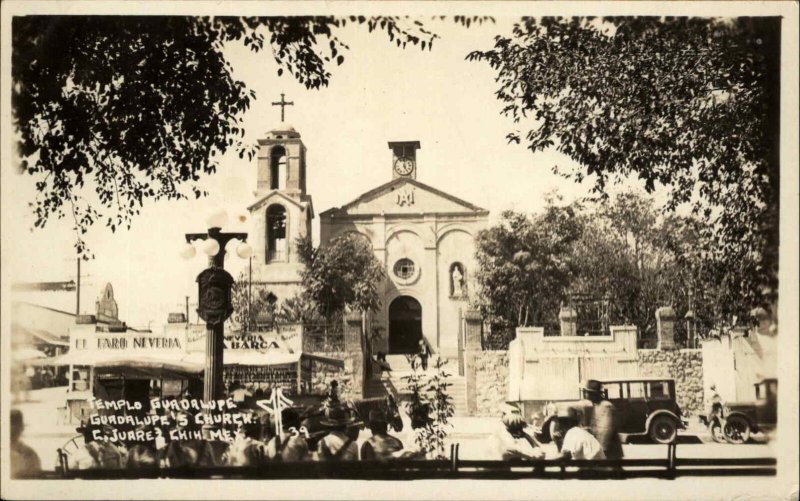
649;415;678;444
723;415;751;444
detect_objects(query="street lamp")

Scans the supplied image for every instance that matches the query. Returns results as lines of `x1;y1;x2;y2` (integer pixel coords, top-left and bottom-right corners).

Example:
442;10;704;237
181;209;251;404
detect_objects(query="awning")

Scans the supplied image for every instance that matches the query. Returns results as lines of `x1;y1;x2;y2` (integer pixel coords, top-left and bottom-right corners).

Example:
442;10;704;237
12;324;69;346
182;350;302;367
94;357;203;379
12;348;48;362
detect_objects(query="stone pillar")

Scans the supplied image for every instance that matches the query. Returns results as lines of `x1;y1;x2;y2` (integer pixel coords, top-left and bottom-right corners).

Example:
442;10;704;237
559;305;577;336
464;310;483;350
343;311;365;399
463;310;483;415
656;306;676;351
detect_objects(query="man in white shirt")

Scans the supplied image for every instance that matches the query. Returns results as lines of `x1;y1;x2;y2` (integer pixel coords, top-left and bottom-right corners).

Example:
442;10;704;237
551;407;605;461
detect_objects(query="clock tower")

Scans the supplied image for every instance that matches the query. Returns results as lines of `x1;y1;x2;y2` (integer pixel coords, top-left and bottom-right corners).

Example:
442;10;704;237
389;141;421;180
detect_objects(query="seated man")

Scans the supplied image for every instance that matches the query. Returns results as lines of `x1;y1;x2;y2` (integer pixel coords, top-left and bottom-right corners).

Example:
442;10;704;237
265;408;310;462
392;403;431;460
226;417;267;466
360;410;403;461
551;407;605;462
316;405;359;461
496;406;545;461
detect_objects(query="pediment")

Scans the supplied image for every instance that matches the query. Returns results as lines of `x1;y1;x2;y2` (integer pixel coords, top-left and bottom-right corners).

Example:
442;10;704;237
247;191;312;215
321;178;486;217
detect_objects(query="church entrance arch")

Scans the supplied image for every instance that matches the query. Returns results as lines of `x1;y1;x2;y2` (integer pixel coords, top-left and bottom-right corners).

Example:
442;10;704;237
388;296;422;354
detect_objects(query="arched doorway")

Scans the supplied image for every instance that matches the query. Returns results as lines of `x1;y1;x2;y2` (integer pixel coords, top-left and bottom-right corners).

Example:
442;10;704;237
388;296;422;354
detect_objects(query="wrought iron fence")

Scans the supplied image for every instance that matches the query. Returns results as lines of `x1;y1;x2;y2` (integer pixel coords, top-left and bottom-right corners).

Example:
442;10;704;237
302;322;345;352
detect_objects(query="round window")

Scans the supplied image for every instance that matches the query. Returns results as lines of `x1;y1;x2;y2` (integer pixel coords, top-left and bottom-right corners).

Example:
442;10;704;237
393;258;416;280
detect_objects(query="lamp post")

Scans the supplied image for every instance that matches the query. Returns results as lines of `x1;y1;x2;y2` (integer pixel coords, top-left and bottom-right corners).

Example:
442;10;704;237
181;209;252;403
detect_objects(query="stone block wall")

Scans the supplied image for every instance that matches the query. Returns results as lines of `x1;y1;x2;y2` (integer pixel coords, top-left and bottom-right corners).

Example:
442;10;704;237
637;349;704;415
465;350;509;416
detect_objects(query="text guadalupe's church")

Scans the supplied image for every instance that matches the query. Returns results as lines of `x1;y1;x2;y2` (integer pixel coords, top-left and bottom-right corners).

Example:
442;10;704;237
247;121;488;361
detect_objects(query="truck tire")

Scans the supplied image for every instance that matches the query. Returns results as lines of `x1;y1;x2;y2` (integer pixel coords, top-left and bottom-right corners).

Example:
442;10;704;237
723;415;751;444
649;415;678;444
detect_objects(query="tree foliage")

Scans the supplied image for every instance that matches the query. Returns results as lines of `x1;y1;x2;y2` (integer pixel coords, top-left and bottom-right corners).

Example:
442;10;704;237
476;191;752;346
474;197;582;327
12;15;491;256
296;233;386;319
468;17;780;310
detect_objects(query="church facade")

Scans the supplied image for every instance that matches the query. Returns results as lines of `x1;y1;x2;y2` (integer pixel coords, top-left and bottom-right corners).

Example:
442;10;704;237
319;142;488;359
248;126;488;360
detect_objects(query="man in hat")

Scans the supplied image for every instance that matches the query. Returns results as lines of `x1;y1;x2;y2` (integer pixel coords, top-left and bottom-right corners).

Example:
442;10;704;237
10;409;41;478
317;405;359;461
551;406;605;462
69;420;125;470
265;408;310;462
495;404;545;461
361;409;404;461
581;379;624;461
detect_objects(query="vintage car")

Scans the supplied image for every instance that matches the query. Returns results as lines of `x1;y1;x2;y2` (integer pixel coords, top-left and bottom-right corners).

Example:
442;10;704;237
598;378;688;444
537;377;688;445
719;378;778;444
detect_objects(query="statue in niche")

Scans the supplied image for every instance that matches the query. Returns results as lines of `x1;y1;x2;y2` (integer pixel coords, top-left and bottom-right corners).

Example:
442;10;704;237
451;263;465;298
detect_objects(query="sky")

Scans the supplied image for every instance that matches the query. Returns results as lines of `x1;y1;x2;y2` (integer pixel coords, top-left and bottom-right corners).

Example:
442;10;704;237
4;17;648;328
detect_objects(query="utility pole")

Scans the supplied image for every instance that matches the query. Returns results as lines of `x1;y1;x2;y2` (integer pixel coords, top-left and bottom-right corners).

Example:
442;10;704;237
76;258;81;316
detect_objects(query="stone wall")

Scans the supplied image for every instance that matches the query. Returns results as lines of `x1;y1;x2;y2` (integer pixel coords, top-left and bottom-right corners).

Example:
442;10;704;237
307;351;358;401
638;349;704;415
466;350;509;416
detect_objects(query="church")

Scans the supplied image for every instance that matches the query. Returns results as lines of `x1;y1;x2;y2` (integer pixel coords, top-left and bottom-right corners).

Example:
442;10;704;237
246;121;488;360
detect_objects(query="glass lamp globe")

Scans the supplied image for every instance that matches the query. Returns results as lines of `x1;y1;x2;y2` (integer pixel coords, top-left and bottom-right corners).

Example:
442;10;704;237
236;241;253;259
201;238;220;257
179;243;197;260
206;208;228;229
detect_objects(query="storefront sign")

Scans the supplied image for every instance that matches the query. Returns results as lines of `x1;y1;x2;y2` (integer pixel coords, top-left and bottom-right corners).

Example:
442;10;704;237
73;332;186;353
224;333;282;351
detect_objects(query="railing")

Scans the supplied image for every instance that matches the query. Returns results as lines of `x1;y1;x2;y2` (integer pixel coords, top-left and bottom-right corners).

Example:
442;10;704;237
33;443;776;480
302;322;345;352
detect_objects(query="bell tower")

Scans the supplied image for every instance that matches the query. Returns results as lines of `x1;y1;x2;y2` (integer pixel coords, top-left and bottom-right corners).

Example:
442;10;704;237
248;95;314;303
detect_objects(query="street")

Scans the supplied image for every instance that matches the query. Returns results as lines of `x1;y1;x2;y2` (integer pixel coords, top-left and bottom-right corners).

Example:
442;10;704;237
12;386;777;473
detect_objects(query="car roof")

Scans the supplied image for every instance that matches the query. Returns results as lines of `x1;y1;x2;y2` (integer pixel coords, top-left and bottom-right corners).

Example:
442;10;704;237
596;377;676;383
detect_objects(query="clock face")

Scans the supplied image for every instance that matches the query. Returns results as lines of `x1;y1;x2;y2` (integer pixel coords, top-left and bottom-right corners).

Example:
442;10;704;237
394;157;414;176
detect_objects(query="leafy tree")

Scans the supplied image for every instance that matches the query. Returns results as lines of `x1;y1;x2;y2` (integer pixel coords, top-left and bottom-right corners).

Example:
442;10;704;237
11;15;465;256
296;233;386;320
474;197;582;328
469;16;780;311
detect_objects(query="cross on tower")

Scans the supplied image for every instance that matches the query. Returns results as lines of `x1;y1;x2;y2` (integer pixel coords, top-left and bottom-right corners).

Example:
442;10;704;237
271;93;294;122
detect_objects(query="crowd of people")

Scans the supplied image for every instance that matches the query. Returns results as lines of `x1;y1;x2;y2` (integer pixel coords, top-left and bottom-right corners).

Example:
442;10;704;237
10;379;626;478
55;385;425;470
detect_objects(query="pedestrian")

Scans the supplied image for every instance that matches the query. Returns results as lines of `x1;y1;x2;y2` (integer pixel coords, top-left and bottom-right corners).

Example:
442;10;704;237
360;410;404;461
265;408;310;462
581;379;624;461
496;405;545;461
316;405;359;461
417;339;430;371
551;406;606;462
10;409;41;478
